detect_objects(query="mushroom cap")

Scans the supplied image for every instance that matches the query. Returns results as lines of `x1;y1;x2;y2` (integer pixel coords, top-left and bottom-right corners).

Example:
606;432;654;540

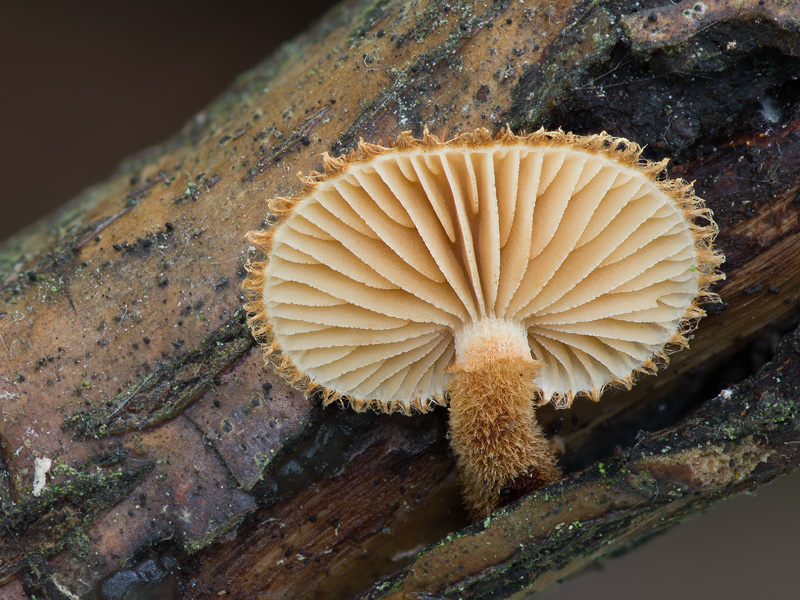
244;127;723;414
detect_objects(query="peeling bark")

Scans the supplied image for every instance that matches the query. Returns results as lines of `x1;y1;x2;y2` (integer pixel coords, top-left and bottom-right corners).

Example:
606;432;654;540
1;1;799;599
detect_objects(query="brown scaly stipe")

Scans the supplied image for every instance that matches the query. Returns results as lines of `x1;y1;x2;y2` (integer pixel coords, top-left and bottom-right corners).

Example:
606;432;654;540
447;355;561;519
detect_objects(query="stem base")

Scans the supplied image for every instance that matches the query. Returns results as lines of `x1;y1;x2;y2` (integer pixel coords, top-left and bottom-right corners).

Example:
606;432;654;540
447;354;561;519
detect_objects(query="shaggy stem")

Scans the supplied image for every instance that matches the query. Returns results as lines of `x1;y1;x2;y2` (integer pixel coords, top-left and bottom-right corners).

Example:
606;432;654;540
448;321;561;519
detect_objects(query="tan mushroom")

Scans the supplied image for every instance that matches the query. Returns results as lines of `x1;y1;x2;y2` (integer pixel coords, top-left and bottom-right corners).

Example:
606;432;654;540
244;127;724;518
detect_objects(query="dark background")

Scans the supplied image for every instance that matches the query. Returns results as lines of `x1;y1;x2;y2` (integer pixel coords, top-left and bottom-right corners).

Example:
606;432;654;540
1;2;798;598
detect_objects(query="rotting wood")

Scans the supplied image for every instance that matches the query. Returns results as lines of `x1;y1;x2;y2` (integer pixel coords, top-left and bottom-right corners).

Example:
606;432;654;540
1;0;799;598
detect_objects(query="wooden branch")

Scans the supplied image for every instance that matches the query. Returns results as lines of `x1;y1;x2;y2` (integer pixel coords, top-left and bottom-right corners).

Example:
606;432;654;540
1;0;799;598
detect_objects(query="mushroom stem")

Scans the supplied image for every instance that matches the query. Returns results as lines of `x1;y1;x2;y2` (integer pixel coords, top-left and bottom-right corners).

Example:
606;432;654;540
448;321;561;519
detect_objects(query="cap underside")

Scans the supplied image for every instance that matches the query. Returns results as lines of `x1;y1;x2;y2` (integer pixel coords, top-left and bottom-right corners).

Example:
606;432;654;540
247;130;722;413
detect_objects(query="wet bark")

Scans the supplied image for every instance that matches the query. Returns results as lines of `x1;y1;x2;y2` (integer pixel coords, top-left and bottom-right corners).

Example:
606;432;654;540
1;1;799;599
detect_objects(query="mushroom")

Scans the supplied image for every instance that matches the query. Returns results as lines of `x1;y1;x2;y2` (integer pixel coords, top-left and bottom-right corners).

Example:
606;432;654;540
244;127;724;518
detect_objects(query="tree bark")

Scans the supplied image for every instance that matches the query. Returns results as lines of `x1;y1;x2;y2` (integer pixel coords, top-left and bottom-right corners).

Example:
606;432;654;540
1;0;799;599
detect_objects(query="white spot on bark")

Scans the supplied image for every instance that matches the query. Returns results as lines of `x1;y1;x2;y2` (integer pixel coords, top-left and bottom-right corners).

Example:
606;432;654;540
760;95;780;124
32;456;52;497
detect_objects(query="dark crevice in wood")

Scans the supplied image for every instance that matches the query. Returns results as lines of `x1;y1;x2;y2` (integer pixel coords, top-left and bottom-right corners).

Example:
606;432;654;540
561;310;800;474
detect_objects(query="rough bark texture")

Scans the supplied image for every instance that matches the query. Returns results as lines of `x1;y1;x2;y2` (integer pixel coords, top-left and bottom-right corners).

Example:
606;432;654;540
1;1;799;599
